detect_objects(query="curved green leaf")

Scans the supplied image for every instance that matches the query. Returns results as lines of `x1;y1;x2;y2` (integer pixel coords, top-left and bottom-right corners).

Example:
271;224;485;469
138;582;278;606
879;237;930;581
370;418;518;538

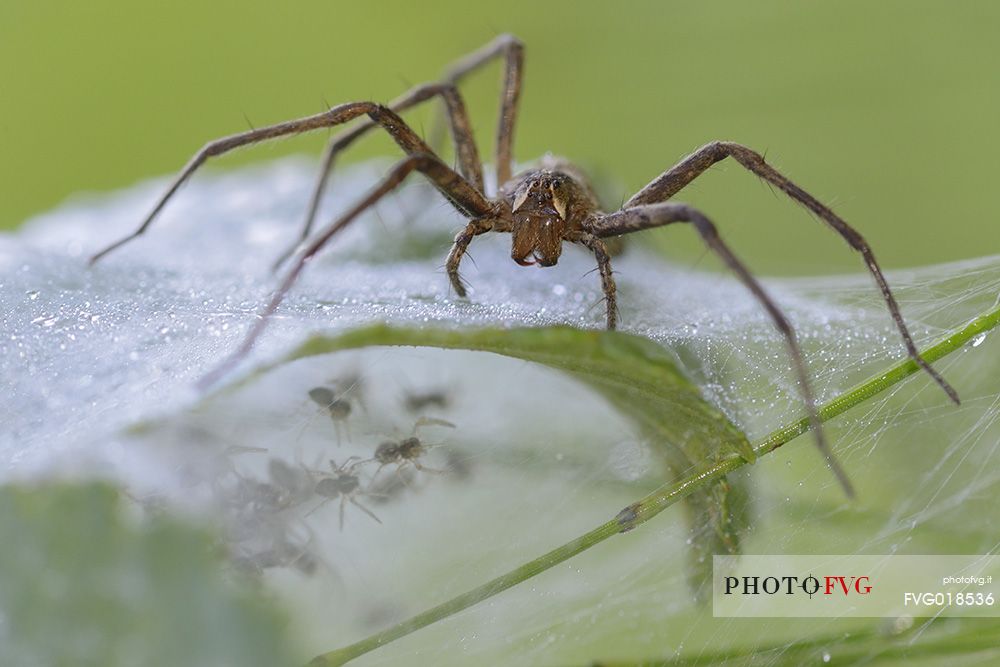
279;324;756;579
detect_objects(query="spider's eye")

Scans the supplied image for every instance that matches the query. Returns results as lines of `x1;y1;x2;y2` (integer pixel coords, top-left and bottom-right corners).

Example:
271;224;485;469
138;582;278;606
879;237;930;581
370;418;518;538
551;179;563;190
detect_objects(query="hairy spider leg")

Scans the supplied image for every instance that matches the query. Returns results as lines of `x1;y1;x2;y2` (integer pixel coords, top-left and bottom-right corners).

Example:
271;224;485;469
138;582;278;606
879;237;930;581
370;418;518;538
429;33;524;187
565;231;618;328
588;202;854;498
625;141;959;406
278;81;486;271
299;34;523;268
89;101;477;265
291;34;523;271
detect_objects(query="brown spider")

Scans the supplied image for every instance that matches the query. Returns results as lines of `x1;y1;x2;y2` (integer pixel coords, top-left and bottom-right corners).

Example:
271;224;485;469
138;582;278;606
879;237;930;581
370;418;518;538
88;35;958;497
370;417;456;480
306;457;381;530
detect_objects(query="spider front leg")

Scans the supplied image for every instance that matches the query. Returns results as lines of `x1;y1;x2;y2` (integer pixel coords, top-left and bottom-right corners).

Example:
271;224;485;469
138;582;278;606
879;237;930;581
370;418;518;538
345;495;382;528
627;140;959;405
279;81;486;271
589;202;854;498
567;231;618;329
89;102;461;264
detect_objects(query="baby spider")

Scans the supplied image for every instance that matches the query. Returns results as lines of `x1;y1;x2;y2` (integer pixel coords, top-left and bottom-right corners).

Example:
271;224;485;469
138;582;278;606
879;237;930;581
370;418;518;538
90;35;959;496
308;386;353;443
402;387;452;415
372;417;455;480
305;373;365;443
253;457;314;512
232;538;318;578
309;387;351;420
307;457;381;530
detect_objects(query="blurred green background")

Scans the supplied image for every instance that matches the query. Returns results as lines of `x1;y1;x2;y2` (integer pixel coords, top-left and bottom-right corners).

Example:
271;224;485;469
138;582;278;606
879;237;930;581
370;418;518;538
2;1;997;274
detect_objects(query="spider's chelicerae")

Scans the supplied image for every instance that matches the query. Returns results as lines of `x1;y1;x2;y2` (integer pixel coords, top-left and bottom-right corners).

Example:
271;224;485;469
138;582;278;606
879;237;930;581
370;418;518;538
90;35;958;496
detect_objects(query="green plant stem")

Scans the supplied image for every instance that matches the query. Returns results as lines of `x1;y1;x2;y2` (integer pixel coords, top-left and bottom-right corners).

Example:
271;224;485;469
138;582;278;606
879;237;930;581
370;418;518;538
593;616;1000;666
309;305;1000;666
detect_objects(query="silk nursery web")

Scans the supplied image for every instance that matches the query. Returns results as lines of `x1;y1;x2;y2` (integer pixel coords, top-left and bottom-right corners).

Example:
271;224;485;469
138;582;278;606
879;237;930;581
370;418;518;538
2;158;999;665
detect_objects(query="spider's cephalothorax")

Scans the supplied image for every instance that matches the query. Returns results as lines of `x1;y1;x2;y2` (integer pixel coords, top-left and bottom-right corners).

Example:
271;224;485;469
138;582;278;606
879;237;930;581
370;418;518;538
90;34;960;496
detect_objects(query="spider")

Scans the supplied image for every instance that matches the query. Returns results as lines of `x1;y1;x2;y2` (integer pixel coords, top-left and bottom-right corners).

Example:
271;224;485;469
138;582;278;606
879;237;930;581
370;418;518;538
402;387;452;415
307;381;359;444
88;34;958;497
370;417;456;480
306;457;381;530
308;386;352;422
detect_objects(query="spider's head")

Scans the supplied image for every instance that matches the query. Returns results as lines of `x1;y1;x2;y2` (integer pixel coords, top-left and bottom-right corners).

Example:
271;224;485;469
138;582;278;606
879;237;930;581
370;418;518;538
507;171;572;267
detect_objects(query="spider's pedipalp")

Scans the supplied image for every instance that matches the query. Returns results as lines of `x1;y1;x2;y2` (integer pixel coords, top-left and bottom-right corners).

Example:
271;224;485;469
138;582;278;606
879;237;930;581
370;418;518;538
588;202;855;498
446;218;495;297
626;140;959;405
